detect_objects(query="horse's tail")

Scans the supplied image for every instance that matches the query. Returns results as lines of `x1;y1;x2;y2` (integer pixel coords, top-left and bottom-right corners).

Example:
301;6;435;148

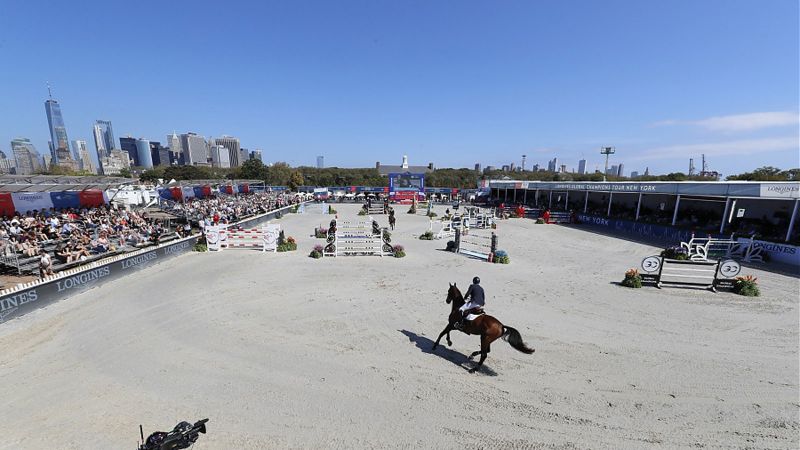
502;326;535;354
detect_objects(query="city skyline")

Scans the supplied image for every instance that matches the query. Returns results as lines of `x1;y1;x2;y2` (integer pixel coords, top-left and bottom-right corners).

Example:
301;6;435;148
0;1;797;175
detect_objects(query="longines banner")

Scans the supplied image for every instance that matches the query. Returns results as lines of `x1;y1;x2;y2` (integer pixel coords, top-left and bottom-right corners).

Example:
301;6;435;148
0;236;198;325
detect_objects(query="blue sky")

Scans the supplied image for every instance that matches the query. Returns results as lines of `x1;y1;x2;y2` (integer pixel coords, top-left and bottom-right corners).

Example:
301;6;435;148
0;0;797;176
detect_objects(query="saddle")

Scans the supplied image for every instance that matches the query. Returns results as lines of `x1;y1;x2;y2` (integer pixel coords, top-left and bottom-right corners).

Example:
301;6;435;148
465;307;485;317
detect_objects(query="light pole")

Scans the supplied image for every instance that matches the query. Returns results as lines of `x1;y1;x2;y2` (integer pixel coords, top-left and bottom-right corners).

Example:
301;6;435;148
601;146;615;182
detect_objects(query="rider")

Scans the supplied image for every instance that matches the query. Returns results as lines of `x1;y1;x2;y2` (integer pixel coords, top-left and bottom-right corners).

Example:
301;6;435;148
456;277;485;330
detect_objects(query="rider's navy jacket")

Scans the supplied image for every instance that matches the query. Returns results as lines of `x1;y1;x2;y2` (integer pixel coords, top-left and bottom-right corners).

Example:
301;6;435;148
464;284;485;307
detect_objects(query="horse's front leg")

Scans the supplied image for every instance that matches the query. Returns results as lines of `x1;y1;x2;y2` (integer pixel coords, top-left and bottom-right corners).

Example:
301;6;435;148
432;324;452;350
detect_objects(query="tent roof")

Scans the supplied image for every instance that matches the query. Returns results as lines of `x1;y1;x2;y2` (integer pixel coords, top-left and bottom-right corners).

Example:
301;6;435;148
0;175;136;192
163;179;265;187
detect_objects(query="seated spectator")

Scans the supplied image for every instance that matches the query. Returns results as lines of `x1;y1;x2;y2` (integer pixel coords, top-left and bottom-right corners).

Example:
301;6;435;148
55;242;72;264
92;232;112;254
38;249;53;278
69;241;91;262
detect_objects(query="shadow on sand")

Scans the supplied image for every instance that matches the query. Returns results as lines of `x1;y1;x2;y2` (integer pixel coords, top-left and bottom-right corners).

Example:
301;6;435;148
399;329;497;376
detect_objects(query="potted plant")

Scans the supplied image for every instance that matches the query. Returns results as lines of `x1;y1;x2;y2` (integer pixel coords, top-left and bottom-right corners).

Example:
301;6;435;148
733;275;760;297
309;244;324;258
621;268;642;288
393;244;406;258
277;231;298;252
493;250;510;264
419;231;434;240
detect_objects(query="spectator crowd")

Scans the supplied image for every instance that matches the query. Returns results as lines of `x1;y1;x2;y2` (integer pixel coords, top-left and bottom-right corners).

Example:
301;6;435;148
0;191;301;280
166;192;301;228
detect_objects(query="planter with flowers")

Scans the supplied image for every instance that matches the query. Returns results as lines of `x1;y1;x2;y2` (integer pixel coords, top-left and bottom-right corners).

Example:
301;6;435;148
733;275;760;297
392;245;406;258
314;227;328;239
492;250;510;264
309;244;324;259
621;268;643;288
277;231;297;252
660;246;689;261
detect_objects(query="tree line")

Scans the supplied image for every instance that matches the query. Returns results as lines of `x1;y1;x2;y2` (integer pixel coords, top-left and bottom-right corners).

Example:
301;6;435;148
35;161;800;188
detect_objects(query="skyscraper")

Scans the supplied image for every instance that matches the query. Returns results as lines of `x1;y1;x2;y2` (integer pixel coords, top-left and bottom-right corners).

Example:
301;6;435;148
0;150;15;174
212;136;241;167
180;133;208;165
317;156;324;168
71;140;94;173
11;138;41;175
45;94;70;164
119;137;139;167
250;149;262;161
150;141;171;167
210;145;231;168
617;163;624;177
93;120;115;156
166;132;183;163
608;165;618;176
547;157;559;172
135;139;154;169
578;159;587;175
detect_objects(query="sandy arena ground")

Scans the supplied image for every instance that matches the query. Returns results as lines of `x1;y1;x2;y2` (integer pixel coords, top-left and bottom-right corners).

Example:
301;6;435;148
0;203;797;449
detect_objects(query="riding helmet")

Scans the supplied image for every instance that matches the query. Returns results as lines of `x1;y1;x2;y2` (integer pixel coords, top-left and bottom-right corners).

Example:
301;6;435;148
473;276;480;284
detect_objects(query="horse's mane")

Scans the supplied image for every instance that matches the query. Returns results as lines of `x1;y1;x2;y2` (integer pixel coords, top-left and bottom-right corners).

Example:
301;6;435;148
448;284;464;303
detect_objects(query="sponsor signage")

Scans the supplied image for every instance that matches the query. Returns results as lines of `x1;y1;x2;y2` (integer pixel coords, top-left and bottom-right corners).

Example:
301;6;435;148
0;236;198;325
759;183;800;199
492;181;800;199
744;239;799;267
576;214;695;246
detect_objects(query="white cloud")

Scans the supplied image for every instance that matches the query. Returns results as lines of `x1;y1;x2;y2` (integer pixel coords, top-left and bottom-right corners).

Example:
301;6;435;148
653;111;799;132
630;136;799;161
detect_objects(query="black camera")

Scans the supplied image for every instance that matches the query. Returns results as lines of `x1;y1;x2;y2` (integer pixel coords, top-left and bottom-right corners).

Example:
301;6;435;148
138;418;208;450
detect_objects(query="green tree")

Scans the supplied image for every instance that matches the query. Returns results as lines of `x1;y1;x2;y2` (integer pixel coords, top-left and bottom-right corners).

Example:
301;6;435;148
266;162;293;186
726;166;798;181
139;166;166;183
238;158;269;180
118;168;133;178
289;170;305;190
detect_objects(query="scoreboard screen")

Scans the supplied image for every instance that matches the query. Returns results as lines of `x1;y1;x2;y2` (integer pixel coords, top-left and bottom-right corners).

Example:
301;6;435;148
389;173;424;191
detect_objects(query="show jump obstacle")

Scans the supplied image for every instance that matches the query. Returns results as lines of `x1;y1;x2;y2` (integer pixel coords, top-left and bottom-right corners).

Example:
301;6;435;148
206;224;281;252
453;228;498;262
639;255;741;292
366;203;386;215
431;215;469;240
300;202;328;214
680;233;763;263
323;218;394;257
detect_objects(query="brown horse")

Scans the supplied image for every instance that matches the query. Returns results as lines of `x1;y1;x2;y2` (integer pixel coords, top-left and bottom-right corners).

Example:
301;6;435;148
432;283;534;373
